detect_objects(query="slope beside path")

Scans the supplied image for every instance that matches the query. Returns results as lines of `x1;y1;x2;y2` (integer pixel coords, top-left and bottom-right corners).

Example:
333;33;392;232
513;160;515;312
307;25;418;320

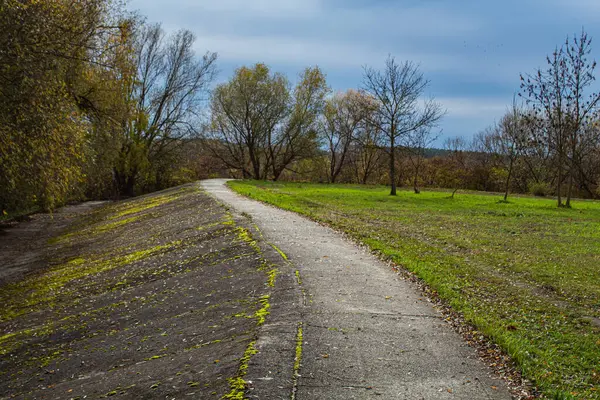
0;184;300;399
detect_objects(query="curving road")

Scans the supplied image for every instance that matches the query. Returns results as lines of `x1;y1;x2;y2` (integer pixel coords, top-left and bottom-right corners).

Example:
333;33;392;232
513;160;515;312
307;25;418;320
202;179;512;400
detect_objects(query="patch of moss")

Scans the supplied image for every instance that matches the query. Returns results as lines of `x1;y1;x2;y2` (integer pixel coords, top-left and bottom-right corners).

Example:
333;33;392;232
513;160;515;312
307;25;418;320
95;216;142;233
254;295;270;326
221;213;236;226
108;190;184;220
99;385;136;398
0;241;182;324
234;227;261;254
268;243;288;261
185;339;223;352
50;187;194;245
229;312;249;319
293;322;303;374
222;341;258;400
0;323;56;356
295;270;302;285
50;214;145;244
197;221;223;231
144;354;167;361
266;269;279;287
291;322;304;400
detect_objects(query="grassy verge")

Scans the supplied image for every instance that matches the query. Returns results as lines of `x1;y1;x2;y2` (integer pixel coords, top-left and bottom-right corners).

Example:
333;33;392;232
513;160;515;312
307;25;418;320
228;180;600;400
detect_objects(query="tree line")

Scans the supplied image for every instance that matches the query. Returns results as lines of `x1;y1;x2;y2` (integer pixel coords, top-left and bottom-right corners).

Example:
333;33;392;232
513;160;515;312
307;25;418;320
0;0;216;213
204;31;600;207
205;58;445;196
2;1;600;215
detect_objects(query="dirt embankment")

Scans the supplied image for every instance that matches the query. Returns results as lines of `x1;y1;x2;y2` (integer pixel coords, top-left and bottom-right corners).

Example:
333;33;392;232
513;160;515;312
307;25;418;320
0;184;299;399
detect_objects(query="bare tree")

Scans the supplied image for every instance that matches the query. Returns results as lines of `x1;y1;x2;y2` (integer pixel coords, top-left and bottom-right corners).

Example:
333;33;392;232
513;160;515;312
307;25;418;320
115;23;217;195
572;122;600;197
520;30;600;207
444;136;468;198
494;99;530;201
362;56;444;195
404;127;440;193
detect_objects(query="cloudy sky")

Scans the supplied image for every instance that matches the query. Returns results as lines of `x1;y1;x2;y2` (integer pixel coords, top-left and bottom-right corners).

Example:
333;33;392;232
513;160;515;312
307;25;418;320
129;0;600;144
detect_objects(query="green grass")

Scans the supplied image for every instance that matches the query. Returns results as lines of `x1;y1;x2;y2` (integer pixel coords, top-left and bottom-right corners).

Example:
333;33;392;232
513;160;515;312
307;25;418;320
228;181;600;399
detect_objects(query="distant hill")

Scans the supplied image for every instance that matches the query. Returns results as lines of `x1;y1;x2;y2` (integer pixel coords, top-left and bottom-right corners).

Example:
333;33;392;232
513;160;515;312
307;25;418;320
423;148;451;158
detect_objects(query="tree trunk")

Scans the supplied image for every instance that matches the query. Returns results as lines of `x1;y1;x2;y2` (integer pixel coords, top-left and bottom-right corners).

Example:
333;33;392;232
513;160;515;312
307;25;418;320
330;163;336;183
565;168;573;208
114;169;136;198
272;162;287;182
248;150;261;180
329;151;336;183
413;172;420;194
504;157;514;202
361;156;372;184
389;137;396;196
556;153;563;207
361;167;369;185
412;155;421;194
124;176;135;197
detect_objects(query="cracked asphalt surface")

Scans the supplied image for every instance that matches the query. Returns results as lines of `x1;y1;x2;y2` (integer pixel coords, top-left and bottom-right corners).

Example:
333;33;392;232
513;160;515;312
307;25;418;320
203;179;513;400
0;184;297;399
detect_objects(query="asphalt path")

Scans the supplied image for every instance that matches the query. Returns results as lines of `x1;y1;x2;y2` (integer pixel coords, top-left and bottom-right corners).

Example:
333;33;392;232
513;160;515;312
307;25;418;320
202;179;513;400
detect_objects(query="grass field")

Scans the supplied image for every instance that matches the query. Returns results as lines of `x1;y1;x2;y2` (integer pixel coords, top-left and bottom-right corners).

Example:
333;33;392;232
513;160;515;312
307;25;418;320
228;181;600;399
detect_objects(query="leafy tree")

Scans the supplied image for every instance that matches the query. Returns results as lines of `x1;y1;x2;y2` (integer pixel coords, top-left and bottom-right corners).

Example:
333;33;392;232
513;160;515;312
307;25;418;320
349;101;386;185
209;64;328;180
270;67;328;181
0;0;122;212
210;63;289;179
75;18;139;199
319;90;370;183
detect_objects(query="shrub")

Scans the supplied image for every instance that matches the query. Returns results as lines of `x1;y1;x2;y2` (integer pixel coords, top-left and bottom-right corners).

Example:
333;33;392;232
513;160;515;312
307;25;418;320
528;181;550;197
